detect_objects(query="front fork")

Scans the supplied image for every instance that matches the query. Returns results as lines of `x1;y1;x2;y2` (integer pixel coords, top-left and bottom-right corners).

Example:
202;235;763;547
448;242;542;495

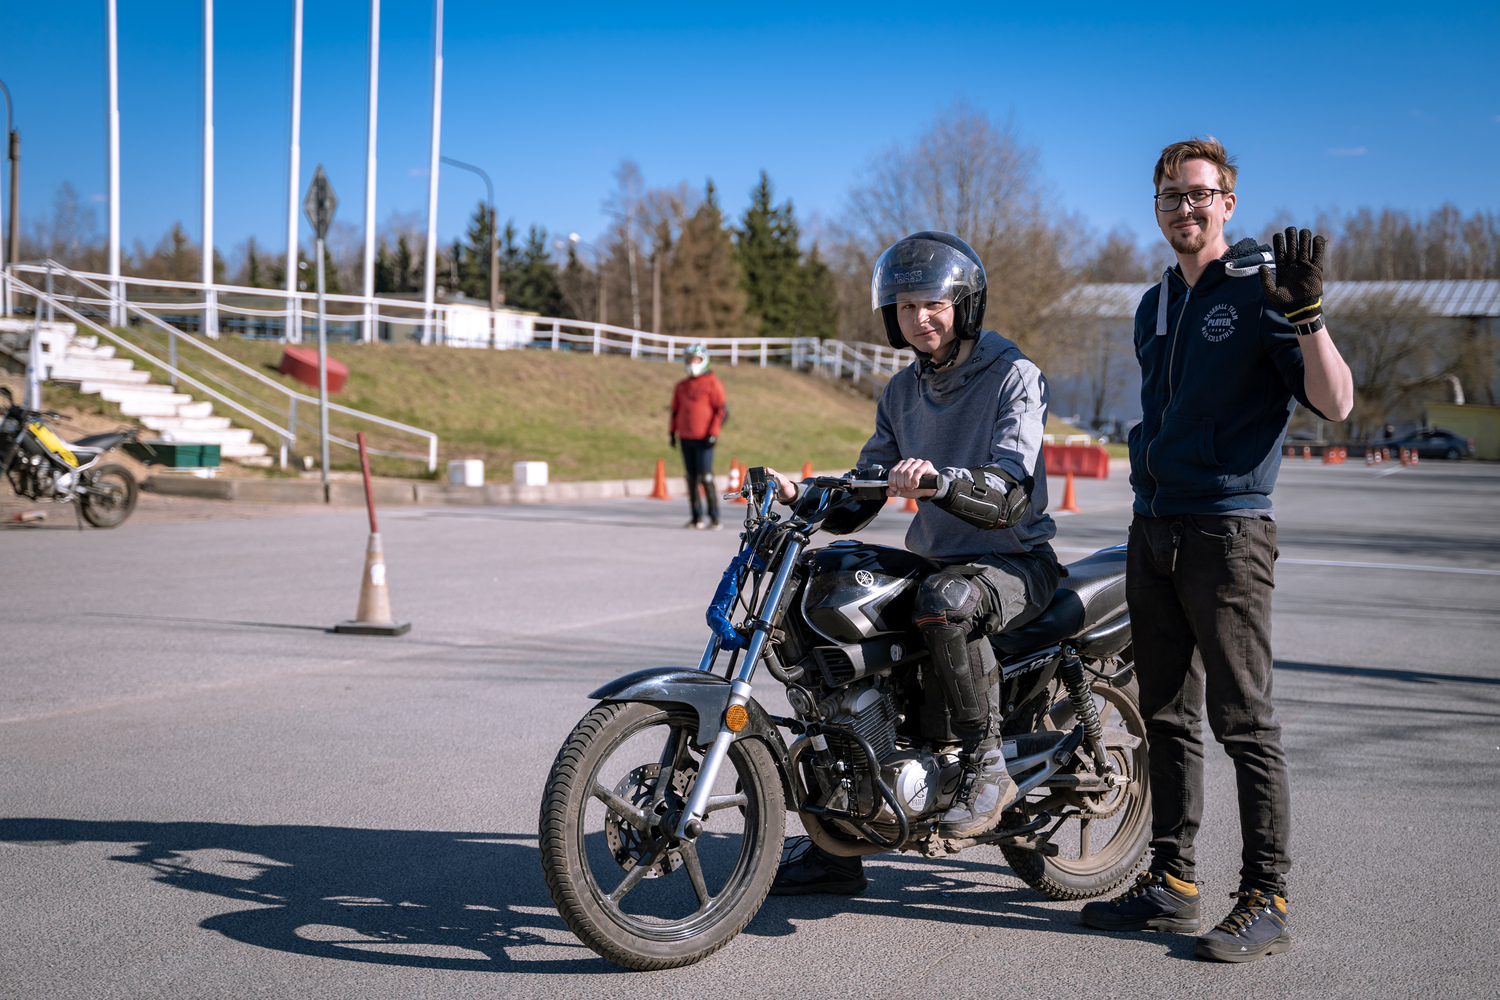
674;493;803;839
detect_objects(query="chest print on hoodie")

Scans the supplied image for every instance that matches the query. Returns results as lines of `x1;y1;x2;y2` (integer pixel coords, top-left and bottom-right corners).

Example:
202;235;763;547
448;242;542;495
1201;302;1238;343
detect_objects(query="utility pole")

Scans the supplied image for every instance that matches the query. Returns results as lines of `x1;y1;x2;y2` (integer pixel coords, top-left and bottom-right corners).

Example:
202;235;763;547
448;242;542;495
421;0;444;346
304;166;337;498
106;0;121;325
284;0;304;343
361;0;379;343
0;78;17;317
202;0;217;336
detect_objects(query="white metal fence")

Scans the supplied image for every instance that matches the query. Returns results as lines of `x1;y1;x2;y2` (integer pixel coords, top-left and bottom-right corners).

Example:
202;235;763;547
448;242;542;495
1;262;915;396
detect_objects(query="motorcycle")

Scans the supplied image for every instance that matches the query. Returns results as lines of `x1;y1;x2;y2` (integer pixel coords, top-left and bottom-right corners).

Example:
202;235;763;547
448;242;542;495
1;386;140;528
539;467;1148;969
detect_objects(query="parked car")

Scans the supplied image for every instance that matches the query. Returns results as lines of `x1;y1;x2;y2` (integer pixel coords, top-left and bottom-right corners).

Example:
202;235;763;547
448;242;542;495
1382;427;1475;460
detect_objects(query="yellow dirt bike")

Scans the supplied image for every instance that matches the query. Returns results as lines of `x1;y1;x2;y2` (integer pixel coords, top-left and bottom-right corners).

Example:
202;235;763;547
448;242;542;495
0;386;139;528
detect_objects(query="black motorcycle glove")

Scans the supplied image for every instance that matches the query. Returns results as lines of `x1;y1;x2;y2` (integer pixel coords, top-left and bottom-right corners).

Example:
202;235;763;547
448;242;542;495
705;435;716;447
1259;226;1328;334
669;432;677;448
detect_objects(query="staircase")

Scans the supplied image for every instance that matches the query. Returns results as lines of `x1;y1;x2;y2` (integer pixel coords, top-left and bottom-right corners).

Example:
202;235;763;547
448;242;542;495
0;318;270;464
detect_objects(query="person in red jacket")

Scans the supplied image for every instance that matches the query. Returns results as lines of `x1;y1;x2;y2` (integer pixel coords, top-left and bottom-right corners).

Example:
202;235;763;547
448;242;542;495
669;345;728;529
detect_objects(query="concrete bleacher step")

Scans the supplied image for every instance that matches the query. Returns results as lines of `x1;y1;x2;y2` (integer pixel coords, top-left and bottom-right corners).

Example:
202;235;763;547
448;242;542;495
140;415;234;433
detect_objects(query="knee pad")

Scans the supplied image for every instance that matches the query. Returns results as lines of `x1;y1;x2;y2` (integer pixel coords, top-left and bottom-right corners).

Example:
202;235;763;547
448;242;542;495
914;572;982;631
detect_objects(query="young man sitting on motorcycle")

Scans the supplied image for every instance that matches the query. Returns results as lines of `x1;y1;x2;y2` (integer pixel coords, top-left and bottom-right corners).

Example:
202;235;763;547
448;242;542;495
764;231;1061;895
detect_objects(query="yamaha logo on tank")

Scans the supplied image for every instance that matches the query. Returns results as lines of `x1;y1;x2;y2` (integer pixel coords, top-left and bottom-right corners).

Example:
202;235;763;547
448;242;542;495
1201;303;1238;342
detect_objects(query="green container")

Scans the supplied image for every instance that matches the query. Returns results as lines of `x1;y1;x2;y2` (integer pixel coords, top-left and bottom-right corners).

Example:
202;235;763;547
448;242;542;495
125;441;222;468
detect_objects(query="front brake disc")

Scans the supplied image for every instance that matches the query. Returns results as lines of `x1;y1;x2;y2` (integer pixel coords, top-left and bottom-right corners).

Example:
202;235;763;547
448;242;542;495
603;762;696;877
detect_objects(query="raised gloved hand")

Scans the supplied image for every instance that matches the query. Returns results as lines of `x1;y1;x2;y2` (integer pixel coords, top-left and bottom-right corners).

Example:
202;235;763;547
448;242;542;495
1259;227;1327;331
669;432;677;448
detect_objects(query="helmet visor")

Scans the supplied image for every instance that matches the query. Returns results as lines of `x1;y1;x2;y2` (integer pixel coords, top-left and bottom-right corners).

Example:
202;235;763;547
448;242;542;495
871;238;985;312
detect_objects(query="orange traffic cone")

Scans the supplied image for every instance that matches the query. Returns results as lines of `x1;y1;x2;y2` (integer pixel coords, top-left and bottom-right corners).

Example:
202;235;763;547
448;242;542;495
1365;449;1375;466
801;460;814;480
649;458;670;499
1303;445;1311;461
335;431;410;636
728;459;746;503
1411;449;1418;466
1057;471;1081;513
904;496;920;512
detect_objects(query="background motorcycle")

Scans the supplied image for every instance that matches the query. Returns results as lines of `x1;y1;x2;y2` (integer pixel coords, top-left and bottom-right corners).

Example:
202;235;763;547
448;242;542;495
0;386;139;528
539;467;1147;969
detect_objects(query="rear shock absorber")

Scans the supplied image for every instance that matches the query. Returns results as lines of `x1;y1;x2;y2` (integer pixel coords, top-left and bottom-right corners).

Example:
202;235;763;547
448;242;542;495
1058;647;1109;770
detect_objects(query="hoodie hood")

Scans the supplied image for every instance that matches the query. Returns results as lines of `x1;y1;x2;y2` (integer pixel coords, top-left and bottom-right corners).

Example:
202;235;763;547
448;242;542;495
1155;238;1274;338
920;329;1008;403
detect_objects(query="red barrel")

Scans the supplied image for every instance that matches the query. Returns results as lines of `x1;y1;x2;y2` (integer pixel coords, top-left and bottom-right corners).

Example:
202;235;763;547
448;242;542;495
278;346;349;394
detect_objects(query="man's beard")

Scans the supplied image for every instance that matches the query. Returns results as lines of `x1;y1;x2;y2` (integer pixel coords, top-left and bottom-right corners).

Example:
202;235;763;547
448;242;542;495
1164;212;1212;254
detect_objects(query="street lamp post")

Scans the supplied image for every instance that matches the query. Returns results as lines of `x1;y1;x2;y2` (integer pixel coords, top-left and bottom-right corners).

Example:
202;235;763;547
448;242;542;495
439;155;496;313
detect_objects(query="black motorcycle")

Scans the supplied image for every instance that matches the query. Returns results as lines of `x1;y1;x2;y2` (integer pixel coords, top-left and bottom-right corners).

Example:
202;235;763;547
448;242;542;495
539;468;1147;969
1;386;139;528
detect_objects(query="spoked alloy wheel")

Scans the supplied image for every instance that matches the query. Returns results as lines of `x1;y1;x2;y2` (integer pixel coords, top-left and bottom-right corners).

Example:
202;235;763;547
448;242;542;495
79;464;138;528
1003;674;1150;900
538;702;784;969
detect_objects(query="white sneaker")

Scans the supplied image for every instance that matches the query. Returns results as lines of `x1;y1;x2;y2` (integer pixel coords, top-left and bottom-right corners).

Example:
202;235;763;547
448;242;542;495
937;746;1017;838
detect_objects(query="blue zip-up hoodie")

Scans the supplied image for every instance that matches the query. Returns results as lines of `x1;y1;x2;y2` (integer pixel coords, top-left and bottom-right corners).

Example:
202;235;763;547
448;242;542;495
1128;237;1326;517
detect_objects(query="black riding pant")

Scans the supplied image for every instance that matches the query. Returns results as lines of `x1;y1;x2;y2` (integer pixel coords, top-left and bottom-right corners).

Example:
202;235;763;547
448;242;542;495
1127;512;1291;895
680;438;718;523
914;545;1060;743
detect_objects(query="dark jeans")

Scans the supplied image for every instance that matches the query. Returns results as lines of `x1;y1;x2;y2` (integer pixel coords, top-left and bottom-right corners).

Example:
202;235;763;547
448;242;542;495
680;438;718;523
1127;512;1291;894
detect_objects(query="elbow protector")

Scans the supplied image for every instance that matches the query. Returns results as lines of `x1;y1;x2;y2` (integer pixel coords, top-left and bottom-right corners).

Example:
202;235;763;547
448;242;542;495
930;467;1032;530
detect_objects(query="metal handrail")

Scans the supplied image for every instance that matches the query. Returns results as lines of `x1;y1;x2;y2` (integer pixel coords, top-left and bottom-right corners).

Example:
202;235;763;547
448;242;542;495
9;261;439;470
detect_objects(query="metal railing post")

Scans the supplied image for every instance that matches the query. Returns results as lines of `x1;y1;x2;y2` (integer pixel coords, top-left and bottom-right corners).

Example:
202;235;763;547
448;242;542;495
760;341;767;368
551;321;559;350
44;262;54;322
730;340;738;366
593;325;600;355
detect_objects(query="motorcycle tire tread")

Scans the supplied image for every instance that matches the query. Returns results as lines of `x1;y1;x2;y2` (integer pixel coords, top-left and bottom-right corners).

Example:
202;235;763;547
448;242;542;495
538;701;785;971
1002;675;1151;901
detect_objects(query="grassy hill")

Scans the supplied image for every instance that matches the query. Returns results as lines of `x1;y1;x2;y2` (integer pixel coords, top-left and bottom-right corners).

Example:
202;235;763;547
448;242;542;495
44;335;1097;481
186;340;880;480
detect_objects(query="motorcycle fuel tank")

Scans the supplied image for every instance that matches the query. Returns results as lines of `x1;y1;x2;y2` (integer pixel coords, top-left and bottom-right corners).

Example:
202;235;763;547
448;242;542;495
799;540;938;645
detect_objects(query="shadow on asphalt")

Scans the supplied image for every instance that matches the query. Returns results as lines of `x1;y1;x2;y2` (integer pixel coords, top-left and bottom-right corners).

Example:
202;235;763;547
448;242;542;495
1274;659;1500;687
0;818;1178;971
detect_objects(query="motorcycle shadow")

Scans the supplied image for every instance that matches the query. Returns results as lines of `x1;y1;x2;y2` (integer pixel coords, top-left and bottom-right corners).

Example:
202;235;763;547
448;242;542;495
747;849;1199;957
0;817;619;974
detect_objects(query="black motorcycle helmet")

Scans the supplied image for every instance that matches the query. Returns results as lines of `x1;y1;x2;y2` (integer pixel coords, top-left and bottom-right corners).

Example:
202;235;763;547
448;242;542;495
870;231;988;352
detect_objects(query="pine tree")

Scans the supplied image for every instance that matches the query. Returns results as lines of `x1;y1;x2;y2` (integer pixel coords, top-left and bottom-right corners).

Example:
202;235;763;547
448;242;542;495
457;200;493;301
669;181;749;339
498;224;567;316
734;171;838;339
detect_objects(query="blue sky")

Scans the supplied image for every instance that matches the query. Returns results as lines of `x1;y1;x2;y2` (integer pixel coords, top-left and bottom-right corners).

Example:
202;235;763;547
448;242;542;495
2;2;1496;263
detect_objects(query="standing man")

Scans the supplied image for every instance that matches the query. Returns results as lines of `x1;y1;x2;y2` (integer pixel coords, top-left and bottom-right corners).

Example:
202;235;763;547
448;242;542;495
1079;138;1352;962
670;344;728;530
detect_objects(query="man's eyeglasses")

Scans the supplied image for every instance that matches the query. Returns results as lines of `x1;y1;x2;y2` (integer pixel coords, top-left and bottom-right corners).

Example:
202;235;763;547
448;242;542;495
1154;188;1224;212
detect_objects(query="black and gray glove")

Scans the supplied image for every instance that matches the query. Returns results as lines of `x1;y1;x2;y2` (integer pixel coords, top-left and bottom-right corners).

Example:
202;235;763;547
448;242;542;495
669;432;677;448
1259;227;1328;334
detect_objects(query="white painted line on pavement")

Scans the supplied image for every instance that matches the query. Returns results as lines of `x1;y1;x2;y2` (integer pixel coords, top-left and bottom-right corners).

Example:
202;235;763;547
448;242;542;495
1280;558;1500;576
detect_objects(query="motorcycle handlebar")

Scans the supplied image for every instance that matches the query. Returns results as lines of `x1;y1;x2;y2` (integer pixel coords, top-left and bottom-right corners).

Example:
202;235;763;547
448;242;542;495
812;473;939;491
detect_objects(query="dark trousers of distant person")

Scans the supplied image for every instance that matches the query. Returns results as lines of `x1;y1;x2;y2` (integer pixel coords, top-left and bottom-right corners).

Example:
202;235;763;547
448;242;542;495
681;438;718;526
1127;512;1291;895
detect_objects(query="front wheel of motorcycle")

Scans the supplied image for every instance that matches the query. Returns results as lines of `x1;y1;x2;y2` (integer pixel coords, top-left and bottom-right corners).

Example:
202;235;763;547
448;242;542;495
79;464;138;528
1003;673;1151;900
538;701;785;970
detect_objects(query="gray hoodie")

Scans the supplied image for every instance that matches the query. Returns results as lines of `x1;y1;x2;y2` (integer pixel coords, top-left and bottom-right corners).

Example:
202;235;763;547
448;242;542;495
857;329;1055;563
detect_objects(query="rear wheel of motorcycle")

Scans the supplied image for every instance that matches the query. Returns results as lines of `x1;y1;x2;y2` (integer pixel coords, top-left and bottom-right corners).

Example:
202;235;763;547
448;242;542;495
1003;674;1150;901
538;701;785;970
79;464;138;528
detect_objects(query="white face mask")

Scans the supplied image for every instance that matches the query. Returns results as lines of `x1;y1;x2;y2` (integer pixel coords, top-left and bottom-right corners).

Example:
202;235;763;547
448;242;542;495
686;354;709;377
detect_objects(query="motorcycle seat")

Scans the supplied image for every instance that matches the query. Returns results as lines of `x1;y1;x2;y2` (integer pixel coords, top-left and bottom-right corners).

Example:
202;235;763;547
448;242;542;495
991;546;1127;657
70;430;134;451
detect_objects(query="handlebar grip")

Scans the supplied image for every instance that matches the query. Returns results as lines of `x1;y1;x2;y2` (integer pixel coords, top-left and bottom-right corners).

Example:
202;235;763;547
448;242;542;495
918;474;939;490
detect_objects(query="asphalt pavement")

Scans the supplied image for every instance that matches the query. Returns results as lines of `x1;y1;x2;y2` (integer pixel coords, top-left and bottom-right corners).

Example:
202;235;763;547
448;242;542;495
2;460;1497;999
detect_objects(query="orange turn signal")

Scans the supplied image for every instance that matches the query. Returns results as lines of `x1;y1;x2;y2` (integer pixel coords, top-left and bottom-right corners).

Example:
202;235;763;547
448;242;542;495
724;704;749;732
